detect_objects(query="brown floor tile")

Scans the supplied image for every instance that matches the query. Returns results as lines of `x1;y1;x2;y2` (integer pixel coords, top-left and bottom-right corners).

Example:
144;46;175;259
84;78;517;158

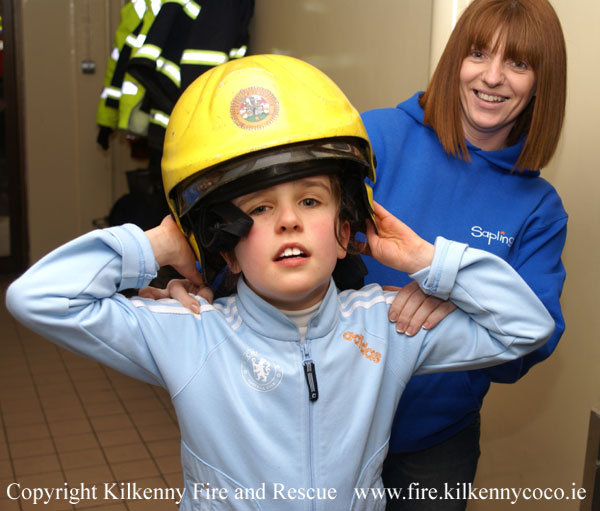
1;475;17;493
74;502;128;510
39;393;81;410
9;437;56;458
0;371;35;389
5;422;50;443
128;408;174;428
13;452;61;476
27;360;66;376
64;463;113;486
49;418;93;438
68;365;107;382
37;380;79;398
162;471;184;492
45;405;87;423
21;499;73;511
111;458;160;482
1;395;43;413
126;501;176;511
90;414;133;433
31;369;70;385
154;454;181;476
97;427;142;448
0;358;28;376
61;349;95;364
0;457;13;478
59;447;107;470
54;432;100;453
78;388;119;405
145;439;180;459
0;388;39;406
103;442;149;464
122;397;163;414
2;407;46;427
137;423;180;443
85;400;127;418
74;377;114;391
0;441;9;460
104;369;139;385
0;498;21;511
113;384;157;401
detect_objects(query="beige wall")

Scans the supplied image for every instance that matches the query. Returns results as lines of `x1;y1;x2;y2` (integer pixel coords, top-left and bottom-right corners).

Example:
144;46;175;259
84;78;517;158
19;0;600;507
249;0;433;112
21;0;136;262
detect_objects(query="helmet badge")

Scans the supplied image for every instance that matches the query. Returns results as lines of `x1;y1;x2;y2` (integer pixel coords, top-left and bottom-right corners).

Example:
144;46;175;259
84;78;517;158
231;87;279;130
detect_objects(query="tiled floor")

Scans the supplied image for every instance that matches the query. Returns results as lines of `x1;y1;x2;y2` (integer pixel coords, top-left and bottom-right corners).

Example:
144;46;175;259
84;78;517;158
0;278;182;510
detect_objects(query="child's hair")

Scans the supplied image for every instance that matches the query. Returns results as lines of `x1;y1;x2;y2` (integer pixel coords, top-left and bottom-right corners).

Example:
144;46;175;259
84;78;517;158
330;172;370;256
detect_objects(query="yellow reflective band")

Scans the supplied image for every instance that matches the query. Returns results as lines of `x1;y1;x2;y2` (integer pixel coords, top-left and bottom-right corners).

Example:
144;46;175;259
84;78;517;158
181;50;228;66
151;110;170;128
184;0;200;19
229;46;248;59
135;44;161;61
165;0;201;19
132;0;147;19
150;0;162;15
157;58;181;87
102;87;122;100
126;33;146;49
121;81;139;96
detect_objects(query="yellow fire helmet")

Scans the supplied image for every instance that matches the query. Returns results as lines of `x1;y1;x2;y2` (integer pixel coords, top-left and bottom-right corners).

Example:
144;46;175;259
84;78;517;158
162;54;376;286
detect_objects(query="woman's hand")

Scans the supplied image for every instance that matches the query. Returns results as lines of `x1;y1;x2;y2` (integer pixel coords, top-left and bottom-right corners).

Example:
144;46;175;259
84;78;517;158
384;281;457;335
365;201;435;275
364;202;454;333
138;279;214;314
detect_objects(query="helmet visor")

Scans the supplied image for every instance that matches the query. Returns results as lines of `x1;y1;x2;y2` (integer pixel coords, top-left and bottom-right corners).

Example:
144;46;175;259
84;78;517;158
172;138;373;218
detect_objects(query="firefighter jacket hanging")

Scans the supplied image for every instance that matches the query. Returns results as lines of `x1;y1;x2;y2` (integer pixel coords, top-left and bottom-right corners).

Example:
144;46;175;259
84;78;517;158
96;0;254;151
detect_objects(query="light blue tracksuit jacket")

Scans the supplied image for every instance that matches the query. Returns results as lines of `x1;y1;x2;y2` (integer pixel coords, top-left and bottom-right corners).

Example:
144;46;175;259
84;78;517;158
6;224;553;510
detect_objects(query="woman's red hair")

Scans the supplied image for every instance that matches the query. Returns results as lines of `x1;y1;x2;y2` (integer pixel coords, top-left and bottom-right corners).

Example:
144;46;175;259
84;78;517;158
420;0;567;170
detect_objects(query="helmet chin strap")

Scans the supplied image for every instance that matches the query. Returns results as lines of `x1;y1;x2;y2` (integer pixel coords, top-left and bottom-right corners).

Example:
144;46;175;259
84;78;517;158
193;202;254;253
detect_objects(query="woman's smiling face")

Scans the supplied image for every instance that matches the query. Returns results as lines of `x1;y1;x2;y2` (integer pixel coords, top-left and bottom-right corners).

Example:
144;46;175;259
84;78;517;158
459;33;537;151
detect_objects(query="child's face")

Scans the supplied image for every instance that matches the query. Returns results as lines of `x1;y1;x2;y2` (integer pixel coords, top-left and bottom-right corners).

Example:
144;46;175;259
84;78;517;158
223;175;349;310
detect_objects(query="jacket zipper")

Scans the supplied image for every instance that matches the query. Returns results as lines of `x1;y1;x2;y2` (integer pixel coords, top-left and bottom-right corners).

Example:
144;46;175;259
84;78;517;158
301;343;319;401
300;342;318;511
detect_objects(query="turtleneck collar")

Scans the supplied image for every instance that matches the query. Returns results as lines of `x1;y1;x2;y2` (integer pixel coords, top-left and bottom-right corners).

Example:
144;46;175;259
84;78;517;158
234;276;339;342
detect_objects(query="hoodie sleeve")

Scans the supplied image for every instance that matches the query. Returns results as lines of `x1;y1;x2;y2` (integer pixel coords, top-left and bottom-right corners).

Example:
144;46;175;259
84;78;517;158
403;237;555;374
5;225;190;388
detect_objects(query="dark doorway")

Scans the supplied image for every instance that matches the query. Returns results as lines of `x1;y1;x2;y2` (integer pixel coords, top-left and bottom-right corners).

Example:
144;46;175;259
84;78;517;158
0;0;28;274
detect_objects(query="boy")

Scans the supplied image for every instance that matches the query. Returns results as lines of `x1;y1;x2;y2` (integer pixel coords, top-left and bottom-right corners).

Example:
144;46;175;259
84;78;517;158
6;55;553;510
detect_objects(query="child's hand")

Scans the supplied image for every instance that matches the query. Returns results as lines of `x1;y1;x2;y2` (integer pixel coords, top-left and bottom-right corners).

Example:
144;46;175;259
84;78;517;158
145;216;204;287
365;202;435;275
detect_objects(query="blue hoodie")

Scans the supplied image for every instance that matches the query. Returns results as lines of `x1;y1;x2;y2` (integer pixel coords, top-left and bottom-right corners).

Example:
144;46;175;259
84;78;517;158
361;93;567;452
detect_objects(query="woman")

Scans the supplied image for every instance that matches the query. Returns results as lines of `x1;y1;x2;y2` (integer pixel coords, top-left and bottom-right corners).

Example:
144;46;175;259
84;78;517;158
143;1;567;509
362;0;567;509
